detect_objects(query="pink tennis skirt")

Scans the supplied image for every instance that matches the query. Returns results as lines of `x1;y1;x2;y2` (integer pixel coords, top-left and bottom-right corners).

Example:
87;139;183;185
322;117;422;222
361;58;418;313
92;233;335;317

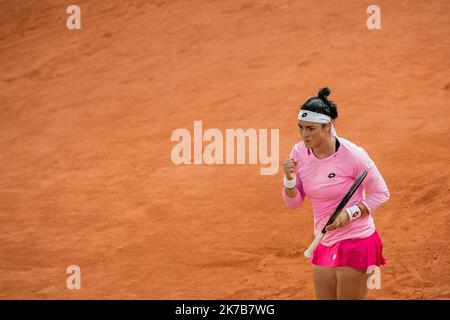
310;230;386;270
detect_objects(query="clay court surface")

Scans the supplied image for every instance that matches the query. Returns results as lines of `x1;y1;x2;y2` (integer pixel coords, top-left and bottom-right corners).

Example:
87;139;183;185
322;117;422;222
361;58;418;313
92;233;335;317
0;0;449;299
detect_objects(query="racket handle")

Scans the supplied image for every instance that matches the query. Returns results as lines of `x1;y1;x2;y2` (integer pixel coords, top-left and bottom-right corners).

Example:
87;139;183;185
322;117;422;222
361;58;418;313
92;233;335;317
304;232;325;258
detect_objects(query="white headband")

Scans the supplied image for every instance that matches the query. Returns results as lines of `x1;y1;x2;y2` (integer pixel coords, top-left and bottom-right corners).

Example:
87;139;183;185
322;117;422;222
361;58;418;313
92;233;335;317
297;109;338;137
297;110;332;123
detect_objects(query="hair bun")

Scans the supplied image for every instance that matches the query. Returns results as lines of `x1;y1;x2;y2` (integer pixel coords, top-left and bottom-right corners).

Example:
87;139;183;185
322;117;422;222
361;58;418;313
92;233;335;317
318;87;331;100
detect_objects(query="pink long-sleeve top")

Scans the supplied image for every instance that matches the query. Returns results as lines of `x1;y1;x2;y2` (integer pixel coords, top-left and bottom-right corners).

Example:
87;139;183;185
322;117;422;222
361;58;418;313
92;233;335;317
282;136;390;246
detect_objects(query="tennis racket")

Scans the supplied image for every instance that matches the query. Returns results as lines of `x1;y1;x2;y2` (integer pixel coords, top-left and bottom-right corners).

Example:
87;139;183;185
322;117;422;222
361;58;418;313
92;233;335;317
304;169;369;258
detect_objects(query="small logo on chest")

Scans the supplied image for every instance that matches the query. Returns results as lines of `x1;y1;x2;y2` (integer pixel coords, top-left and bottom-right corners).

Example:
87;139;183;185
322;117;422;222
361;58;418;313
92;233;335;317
328;172;336;178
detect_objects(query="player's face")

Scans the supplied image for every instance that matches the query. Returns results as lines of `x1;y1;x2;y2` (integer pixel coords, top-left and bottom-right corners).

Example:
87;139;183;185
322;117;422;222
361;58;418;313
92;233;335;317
298;120;328;148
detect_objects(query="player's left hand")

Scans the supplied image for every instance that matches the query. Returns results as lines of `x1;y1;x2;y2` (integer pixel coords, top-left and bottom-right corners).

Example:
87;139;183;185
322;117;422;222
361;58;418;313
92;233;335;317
325;210;350;232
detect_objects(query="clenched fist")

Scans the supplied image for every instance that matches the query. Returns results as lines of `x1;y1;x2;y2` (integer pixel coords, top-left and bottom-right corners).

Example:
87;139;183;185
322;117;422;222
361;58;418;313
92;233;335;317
283;158;298;180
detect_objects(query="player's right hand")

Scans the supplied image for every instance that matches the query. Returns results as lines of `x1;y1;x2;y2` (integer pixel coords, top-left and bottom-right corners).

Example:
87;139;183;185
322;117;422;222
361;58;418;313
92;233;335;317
283;159;297;180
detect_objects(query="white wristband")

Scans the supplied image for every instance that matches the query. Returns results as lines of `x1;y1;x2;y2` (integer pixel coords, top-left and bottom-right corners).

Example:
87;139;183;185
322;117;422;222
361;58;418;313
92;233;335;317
345;205;362;221
284;175;296;189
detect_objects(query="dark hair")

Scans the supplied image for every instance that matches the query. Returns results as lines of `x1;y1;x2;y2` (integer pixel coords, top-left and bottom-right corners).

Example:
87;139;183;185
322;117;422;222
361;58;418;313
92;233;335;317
300;87;338;120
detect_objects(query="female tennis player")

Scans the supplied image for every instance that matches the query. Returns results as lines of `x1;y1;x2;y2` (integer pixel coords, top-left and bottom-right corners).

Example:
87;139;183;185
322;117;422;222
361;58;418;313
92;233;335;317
282;87;390;300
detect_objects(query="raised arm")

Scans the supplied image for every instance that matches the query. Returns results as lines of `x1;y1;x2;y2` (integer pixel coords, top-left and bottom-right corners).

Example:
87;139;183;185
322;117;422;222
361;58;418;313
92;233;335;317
282;181;305;209
281;146;305;209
